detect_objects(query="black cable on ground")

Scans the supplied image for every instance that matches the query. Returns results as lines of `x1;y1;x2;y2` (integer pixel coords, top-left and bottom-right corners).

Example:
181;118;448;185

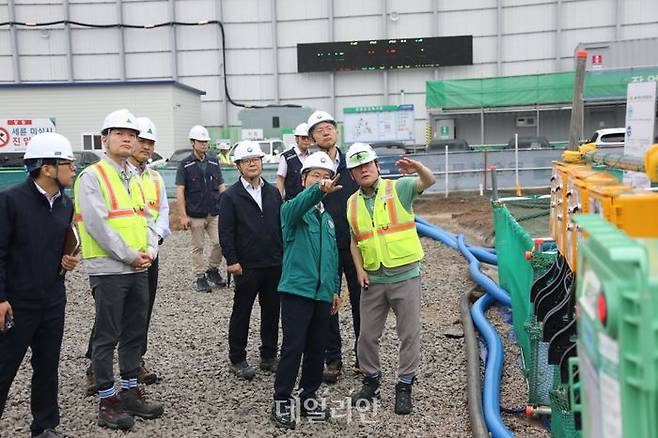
0;19;303;110
460;284;490;438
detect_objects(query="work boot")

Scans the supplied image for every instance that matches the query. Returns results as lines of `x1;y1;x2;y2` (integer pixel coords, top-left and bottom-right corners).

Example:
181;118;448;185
206;267;227;288
195;273;211;293
351;374;381;407
230;360;256;380
85;365;97;397
138;361;158;385
271;399;296;430
119;387;164;420
259;356;279;373
299;398;331;421
322;360;342;384
32;428;63;438
97;394;134;430
352;359;362;375
394;381;414;415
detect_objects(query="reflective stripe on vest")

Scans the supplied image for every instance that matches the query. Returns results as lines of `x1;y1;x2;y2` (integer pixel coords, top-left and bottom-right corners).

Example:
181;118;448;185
347;179;424;271
136;169;162;221
73;160;149;259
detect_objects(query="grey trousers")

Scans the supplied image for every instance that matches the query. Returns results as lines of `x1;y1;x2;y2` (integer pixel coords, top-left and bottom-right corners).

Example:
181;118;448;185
357;276;421;378
90;272;149;391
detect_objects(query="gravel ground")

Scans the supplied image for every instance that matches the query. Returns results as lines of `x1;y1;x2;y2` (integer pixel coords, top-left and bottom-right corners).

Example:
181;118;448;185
2;230;550;437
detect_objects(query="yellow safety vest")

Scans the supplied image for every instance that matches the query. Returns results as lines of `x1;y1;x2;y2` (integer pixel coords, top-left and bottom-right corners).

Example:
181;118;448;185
347;179;424;271
134;168;163;222
74;160;148;259
218;153;232;165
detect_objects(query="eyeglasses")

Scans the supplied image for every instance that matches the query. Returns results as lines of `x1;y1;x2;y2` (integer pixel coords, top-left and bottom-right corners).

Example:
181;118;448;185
240;157;262;165
313;126;335;135
56;160;76;170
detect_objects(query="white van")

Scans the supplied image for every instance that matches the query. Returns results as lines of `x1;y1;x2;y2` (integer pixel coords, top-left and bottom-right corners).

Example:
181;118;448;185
586;128;625;148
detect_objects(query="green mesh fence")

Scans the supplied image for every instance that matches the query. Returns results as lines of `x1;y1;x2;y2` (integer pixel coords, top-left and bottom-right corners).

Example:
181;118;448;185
550;367;581;438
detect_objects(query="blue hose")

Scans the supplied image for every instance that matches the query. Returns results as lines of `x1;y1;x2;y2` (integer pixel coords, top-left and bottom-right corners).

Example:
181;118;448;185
456;235;510;306
471;293;515;438
415;216;496;254
416;222;498;265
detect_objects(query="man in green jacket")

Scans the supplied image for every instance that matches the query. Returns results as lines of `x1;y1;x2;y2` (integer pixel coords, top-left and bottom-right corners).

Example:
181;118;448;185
271;151;342;430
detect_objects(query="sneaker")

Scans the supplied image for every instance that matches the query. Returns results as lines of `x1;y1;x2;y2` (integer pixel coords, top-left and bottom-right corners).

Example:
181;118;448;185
32;428;63;438
206;267;227;288
98;394;135;430
119;387;164;420
259;356;278;373
138;362;158;385
271;399;296;430
230;360;256;380
299;398;331;421
350;375;381;407
195;274;211;293
322;360;342;384
394;381;414;415
85;365;97;397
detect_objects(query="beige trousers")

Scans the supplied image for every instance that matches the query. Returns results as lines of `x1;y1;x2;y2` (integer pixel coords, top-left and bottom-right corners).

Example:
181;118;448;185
190;214;222;275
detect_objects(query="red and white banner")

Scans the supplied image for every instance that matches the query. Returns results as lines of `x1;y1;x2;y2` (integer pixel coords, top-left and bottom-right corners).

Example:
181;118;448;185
0;118;57;151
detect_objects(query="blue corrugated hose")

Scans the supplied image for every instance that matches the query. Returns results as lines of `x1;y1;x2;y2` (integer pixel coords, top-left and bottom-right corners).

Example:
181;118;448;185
415;221;498;265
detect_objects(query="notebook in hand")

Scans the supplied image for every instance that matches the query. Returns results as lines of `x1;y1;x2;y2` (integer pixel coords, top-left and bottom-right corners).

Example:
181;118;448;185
63;223;81;256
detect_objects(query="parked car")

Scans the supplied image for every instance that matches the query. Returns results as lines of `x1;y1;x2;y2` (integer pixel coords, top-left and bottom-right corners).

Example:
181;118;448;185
230;139;284;164
73;150;101;167
147;151;166;168
429;138;470;151
506;136;550;149
586;128;625;148
166;149;193;168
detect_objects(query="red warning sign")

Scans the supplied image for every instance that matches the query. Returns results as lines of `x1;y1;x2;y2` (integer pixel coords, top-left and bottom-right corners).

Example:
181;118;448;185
0;127;9;148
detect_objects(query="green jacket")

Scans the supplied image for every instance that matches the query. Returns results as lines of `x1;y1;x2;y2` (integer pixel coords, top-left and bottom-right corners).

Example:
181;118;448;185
278;184;340;303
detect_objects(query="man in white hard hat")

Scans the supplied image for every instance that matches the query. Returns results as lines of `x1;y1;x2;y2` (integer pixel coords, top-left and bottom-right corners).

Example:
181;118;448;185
346;142;436;415
75;109;163;430
176;125;226;292
272;151;342;429
305;110;361;384
0;133;80;438
276;122;311;200
84;117;171;389
216;140;232;166
219;141;283;380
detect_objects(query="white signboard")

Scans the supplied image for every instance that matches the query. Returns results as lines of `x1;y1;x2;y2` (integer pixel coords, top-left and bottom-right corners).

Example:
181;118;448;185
624;81;657;187
241;129;264;140
0;118;56;152
343;104;415;145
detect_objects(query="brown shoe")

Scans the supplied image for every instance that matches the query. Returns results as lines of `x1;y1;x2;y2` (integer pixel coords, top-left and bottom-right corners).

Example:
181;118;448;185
85;365;97;397
98;394;134;430
119;387;164;420
138;363;158;385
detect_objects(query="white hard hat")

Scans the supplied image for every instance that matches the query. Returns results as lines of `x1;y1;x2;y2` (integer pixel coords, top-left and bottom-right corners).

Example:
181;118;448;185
101;109;140;134
24;132;76;162
233;141;265;162
346;143;378;169
136;117;157;142
294;122;309;137
301;151;335;176
307;110;336;135
189;125;210;141
216;140;231;150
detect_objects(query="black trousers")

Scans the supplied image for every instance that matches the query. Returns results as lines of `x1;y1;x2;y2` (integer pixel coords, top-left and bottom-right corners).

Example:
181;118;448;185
325;248;361;364
0;302;65;436
274;293;331;402
228;266;281;364
86;257;159;360
90;272;149;391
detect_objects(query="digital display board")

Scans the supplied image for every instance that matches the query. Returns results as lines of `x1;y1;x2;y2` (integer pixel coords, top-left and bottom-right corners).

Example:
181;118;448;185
297;36;472;73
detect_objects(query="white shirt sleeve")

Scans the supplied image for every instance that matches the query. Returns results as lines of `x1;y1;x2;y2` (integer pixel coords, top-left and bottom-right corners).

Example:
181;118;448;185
277;156;288;177
155;181;171;240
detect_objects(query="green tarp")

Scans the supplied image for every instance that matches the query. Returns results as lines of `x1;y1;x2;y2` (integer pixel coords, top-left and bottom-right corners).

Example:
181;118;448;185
426;66;658;109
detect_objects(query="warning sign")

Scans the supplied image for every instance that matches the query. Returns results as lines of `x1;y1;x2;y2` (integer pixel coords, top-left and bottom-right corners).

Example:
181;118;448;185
0;118;57;151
